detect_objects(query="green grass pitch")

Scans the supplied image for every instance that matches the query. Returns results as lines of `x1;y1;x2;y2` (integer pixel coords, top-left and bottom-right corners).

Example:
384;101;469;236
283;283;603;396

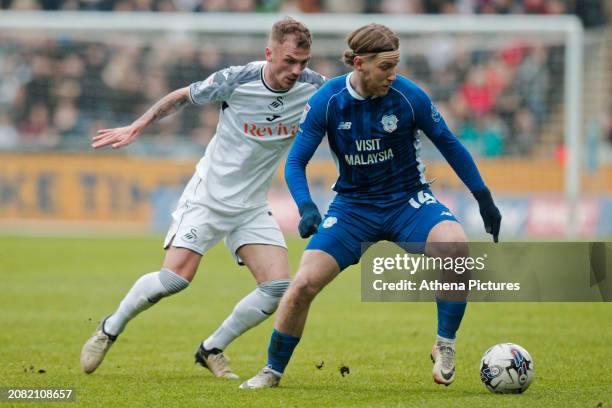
1;236;610;407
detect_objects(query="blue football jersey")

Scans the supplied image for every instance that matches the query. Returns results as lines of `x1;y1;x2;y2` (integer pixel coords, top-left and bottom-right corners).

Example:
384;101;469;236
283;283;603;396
286;73;484;207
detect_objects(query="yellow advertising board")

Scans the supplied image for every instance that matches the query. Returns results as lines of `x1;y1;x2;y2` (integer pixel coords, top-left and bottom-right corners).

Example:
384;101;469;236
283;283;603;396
1;153;609;234
0;153;195;229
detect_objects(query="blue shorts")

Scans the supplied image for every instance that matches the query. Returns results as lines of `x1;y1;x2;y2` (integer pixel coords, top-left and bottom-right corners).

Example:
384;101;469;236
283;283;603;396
307;189;458;271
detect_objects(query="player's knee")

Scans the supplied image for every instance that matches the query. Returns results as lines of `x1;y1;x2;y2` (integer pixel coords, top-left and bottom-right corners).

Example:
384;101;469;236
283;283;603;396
230;279;291;321
155;268;190;301
289;277;320;304
259;278;291;299
439;241;469;260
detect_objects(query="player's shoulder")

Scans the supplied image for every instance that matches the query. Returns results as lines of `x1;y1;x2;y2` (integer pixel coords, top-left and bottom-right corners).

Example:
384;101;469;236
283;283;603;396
312;74;349;101
390;75;433;114
297;67;326;89
390;75;428;98
219;61;263;84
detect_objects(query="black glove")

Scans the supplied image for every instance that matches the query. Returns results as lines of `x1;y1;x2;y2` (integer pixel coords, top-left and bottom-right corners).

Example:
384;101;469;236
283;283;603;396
298;200;322;238
473;187;502;243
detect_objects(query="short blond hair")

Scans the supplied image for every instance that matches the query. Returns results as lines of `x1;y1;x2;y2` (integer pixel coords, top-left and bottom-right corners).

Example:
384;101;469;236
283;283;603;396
342;24;399;66
270;17;312;49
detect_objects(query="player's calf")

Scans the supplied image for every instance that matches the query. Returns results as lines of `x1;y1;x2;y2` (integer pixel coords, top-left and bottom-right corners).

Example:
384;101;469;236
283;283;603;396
201;279;290;352
196;279;290;379
81;268;189;374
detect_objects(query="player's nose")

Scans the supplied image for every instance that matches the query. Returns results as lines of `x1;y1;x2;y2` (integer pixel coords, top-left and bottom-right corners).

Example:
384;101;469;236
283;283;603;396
292;65;303;77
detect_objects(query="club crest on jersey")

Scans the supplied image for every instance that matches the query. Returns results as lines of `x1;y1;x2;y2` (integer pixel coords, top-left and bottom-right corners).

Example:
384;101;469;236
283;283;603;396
322;217;337;229
268;96;285;112
381;114;398;133
431;103;441;123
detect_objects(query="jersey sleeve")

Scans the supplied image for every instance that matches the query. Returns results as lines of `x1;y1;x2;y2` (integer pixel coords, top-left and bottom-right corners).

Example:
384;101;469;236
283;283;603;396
188;66;242;105
412;86;486;193
284;88;329;209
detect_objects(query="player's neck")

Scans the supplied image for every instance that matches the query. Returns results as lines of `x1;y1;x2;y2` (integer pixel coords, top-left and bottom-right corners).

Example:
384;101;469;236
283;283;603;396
349;71;372;99
263;64;289;92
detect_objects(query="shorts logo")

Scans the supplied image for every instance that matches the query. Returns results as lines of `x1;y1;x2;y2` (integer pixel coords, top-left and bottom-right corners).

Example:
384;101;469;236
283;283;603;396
431;103;441;123
322;217;337;229
381;114;398;133
183;228;198;243
440;211;453;217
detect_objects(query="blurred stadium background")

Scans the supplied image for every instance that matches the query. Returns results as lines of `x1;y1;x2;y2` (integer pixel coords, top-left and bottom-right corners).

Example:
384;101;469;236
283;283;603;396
0;0;610;239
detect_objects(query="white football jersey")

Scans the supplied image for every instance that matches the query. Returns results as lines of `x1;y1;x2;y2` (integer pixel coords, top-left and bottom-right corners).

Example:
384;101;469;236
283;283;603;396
188;61;324;209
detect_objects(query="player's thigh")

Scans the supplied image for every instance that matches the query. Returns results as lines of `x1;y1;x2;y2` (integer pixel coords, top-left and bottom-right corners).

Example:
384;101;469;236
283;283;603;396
290;249;341;298
389;189;459;253
162;173;228;279
237;244;290;283
425;220;469;259
307;200;381;271
226;206;289;282
162;242;202;282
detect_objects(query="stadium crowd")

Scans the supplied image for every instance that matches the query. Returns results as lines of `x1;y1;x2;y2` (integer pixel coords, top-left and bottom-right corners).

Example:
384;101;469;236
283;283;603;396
1;0;608;27
0;0;609;157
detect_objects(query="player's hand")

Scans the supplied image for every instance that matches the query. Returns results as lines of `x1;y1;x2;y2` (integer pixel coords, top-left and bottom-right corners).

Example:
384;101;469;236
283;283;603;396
298;200;322;238
92;123;143;149
473;187;502;243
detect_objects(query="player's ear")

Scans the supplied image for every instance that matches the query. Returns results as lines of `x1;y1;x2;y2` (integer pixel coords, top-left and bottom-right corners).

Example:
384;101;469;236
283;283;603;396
265;46;272;62
353;55;364;71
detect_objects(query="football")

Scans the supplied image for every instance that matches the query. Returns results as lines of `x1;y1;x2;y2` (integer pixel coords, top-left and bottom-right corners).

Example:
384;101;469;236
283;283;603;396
480;343;535;394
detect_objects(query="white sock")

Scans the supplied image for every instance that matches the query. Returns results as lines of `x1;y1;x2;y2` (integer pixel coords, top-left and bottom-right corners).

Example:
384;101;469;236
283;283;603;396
104;268;189;336
203;279;290;351
436;335;456;346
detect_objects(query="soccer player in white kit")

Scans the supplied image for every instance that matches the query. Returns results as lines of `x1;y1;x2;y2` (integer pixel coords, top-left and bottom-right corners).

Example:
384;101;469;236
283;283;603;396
80;17;325;378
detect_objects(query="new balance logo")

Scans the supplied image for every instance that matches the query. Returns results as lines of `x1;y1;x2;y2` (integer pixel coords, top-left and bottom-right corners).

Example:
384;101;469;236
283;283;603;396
338;122;352;130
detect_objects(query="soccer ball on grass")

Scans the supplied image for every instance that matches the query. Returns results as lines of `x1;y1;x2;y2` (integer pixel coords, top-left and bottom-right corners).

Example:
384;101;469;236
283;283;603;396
479;343;534;394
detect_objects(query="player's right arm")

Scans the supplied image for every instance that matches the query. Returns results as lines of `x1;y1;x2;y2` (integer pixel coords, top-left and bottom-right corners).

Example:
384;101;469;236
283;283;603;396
92;66;239;149
285;89;329;238
92;87;190;149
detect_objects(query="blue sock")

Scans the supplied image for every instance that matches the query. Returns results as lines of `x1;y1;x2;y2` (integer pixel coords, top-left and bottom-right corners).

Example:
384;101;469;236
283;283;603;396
436;299;467;340
266;329;300;374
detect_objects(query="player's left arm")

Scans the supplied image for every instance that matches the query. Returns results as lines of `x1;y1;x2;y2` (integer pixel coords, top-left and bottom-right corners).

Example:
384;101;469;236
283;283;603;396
413;88;502;242
285;91;328;238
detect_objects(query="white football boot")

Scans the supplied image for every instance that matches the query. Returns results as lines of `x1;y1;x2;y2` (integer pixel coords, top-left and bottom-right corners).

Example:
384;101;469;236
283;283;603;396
194;344;239;379
80;318;116;374
431;341;456;386
239;367;281;389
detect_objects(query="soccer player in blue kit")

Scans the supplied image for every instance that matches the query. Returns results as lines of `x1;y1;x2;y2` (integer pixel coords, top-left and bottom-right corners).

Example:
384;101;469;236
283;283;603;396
241;24;501;389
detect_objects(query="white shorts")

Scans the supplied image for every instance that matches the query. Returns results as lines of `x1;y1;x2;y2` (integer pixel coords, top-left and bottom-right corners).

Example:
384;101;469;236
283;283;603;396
163;173;286;262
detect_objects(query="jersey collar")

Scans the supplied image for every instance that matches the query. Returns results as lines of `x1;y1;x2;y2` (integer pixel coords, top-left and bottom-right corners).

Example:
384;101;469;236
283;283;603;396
345;72;365;100
261;64;290;94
